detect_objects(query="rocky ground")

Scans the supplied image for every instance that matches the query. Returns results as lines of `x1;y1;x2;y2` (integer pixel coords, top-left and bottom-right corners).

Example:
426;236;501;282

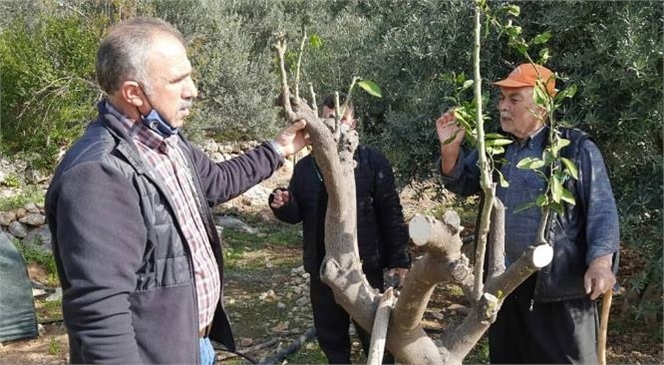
0;151;662;364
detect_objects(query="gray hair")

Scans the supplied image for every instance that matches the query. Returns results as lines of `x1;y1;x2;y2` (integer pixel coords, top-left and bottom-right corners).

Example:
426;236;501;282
95;17;185;94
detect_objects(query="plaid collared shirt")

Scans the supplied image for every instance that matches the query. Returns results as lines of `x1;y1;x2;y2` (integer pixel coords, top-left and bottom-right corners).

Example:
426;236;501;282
106;102;220;331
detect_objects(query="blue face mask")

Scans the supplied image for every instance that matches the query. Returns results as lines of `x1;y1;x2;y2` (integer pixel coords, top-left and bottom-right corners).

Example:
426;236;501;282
138;86;179;137
140;109;179;137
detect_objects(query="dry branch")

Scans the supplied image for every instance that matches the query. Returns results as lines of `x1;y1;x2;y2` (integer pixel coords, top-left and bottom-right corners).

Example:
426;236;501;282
367;288;395;365
487;199;506;280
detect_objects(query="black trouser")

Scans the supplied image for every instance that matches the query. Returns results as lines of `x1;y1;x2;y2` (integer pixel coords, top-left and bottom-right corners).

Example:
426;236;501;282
310;268;394;364
489;275;598;364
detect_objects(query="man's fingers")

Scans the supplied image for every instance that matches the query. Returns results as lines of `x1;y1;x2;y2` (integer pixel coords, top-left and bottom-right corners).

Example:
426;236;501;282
290;120;307;132
584;276;593;295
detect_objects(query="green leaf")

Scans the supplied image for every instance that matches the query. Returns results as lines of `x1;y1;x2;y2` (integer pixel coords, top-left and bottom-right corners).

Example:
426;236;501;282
561;188;576;205
561;157;579;180
543;149;556;164
442;131;461;146
533;84;549;108
357;80;382;98
485;132;508;139
308;34;323;49
456;72;466;84
496;169;510;188
506;5;520;17
551;175;563;203
516;157;537;169
486;138;513;147
557;84;578;100
514;43;528;55
549;202;565;215
514;201;537;214
443;96;458;104
517;157;545;170
462;80;474;90
536;194;548;207
538;48;550;64
551;137;571;154
533;31;552;45
487;146;505;155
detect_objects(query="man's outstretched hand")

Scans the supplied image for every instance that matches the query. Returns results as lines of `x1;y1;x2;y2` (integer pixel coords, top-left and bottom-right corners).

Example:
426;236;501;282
275;120;309;157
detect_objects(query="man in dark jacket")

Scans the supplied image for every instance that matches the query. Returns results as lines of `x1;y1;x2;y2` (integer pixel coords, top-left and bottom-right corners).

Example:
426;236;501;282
435;63;620;364
45;17;307;364
269;93;411;364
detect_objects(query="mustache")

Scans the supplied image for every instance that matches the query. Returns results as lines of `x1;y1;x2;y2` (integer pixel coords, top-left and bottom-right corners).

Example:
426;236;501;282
500;113;511;119
180;100;194;109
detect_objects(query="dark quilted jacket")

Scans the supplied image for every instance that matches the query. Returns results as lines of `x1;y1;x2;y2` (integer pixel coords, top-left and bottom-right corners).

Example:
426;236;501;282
270;146;411;274
45;102;283;364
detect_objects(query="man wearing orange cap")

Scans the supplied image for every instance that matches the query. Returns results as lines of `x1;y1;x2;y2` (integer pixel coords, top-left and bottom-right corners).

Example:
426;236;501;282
435;63;620;363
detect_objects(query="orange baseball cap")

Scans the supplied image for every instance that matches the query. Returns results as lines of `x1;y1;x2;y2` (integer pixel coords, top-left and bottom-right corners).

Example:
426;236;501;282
493;63;556;96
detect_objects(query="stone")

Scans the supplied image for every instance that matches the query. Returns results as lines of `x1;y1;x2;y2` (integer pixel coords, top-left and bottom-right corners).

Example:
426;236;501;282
8;221;28;238
240;184;272;206
0;210;17;226
18;213;45;226
219;144;234;154
23;225;52;252
215;215;258;234
239;337;253;347
290;265;305;276
211;152;224;163
32;288;48;298
15;208;27;219
46;287;62;302
25;167;47;184
201;140;219;154
240;142;253;151
277;302;287;309
24;202;40;214
295;296;309;307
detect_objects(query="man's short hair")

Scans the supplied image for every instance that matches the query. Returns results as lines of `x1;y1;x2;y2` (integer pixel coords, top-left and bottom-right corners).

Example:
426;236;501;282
95;17;185;94
321;92;354;115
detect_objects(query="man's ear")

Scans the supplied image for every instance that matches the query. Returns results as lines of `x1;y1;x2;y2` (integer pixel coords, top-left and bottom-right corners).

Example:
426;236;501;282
119;81;145;108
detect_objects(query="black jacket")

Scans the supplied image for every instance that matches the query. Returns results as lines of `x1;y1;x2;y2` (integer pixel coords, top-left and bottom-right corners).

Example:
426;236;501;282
46;102;283;363
270;146;411;274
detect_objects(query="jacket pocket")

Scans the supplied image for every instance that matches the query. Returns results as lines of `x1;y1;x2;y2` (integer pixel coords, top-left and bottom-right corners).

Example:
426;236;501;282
536;216;587;301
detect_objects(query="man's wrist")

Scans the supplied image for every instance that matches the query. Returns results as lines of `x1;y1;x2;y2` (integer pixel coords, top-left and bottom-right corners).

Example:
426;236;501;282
267;139;285;158
590;258;612;269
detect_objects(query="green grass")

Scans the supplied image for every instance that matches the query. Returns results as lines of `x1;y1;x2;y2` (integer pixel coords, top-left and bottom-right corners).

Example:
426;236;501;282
36;299;63;323
48;337;60;355
221;219;302;269
465;335;490;364
14;239;58;278
0;184;45;211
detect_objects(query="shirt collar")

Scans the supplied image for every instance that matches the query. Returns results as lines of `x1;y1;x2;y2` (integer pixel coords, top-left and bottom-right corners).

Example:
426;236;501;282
514;125;548;150
105;100;178;153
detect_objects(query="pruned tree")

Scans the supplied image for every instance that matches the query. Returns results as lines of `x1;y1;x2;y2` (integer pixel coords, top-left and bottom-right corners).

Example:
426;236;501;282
270;1;578;363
